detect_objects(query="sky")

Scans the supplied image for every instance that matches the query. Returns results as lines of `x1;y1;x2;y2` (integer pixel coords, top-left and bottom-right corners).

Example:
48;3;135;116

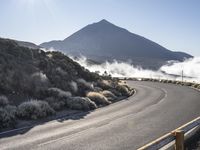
0;0;200;56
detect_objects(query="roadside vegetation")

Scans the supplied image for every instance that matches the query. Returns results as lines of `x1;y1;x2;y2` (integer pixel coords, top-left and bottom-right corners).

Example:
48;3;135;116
0;38;134;130
127;77;200;90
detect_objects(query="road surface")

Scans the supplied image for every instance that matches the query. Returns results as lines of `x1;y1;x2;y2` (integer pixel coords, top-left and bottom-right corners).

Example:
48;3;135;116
1;81;200;150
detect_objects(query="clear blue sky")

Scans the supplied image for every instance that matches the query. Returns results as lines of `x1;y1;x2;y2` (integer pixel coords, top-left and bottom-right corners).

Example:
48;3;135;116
0;0;200;56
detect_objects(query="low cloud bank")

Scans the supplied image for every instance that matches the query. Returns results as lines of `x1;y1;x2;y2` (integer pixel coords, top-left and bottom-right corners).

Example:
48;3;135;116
71;56;200;83
161;57;200;81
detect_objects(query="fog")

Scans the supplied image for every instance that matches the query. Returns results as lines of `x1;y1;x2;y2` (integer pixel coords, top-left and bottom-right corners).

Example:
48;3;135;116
71;55;200;83
161;57;200;81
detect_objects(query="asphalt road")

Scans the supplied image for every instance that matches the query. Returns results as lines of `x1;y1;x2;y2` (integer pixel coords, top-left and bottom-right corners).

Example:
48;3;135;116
1;81;200;150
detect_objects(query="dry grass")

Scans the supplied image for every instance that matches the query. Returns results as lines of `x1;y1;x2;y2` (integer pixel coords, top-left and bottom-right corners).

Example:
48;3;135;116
116;84;131;96
86;92;111;106
101;90;117;102
97;80;113;90
67;97;97;111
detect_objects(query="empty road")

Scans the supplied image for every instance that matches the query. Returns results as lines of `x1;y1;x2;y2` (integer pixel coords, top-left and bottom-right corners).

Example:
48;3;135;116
1;81;200;150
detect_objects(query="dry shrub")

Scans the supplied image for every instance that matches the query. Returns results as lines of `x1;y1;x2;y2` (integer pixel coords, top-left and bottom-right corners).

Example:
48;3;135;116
97;80;113;90
0;95;9;107
48;88;72;98
116;84;131;96
192;84;199;88
17;100;55;120
0;106;17;129
101;90;117;102
170;81;176;84
176;81;181;85
45;88;72;110
4;105;17;116
77;78;94;90
66;97;97;111
93;87;103;92
76;78;94;95
86;92;111;106
45;97;65;111
30;72;50;97
183;82;193;86
70;81;78;93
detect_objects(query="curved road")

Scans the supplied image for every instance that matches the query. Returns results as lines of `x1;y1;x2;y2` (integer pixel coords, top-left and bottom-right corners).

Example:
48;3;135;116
1;81;200;150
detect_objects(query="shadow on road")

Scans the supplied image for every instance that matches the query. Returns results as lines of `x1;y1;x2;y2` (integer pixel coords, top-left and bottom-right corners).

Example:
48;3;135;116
185;129;200;150
0;110;92;139
56;111;91;122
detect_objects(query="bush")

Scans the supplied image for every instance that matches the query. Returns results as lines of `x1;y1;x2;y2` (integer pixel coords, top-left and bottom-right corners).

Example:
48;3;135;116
76;78;94;95
4;105;17;116
0;96;9;107
17;100;55;120
48;88;72;98
167;80;172;83
122;83;134;91
101;90;117;102
171;81;177;84
0;106;16;129
109;89;122;97
93;87;103;92
30;72;50;97
86;92;111;106
153;79;159;82
70;81;78;93
66;97;97;111
116;84;131;96
141;78;150;81
192;84;199;88
162;80;168;83
45;88;72;110
175;81;181;85
45;97;65;111
183;82;193;86
97;80;113;90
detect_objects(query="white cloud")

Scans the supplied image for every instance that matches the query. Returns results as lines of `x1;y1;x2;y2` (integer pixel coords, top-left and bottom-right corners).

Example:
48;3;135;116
71;55;200;83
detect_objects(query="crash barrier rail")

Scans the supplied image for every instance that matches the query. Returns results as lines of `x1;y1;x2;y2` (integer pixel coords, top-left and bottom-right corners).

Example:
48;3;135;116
138;116;200;150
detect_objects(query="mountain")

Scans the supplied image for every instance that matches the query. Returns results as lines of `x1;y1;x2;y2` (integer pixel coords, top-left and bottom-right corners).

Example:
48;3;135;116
40;19;192;69
0;38;41;49
15;40;41;49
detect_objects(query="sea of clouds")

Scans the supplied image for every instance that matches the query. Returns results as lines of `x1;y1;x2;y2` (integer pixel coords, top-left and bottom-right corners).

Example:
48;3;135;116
42;47;200;83
71;55;200;83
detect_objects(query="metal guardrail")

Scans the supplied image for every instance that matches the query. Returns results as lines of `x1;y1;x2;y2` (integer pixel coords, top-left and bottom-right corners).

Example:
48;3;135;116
138;116;200;150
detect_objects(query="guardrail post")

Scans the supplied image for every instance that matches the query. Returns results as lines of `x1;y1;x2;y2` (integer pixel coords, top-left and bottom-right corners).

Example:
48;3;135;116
175;130;184;150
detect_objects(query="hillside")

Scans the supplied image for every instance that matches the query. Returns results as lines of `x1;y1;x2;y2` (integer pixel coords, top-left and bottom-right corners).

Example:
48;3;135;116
0;38;134;129
15;40;41;49
0;38;99;101
40;19;192;69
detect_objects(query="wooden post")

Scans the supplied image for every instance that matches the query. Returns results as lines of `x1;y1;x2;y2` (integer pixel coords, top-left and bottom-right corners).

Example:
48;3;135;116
175;130;184;150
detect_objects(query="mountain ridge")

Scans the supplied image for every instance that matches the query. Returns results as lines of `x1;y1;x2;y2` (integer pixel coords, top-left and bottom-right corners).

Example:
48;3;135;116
39;19;192;69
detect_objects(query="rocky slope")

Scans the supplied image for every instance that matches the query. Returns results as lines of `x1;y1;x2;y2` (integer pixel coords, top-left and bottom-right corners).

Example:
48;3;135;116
0;38;134;130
